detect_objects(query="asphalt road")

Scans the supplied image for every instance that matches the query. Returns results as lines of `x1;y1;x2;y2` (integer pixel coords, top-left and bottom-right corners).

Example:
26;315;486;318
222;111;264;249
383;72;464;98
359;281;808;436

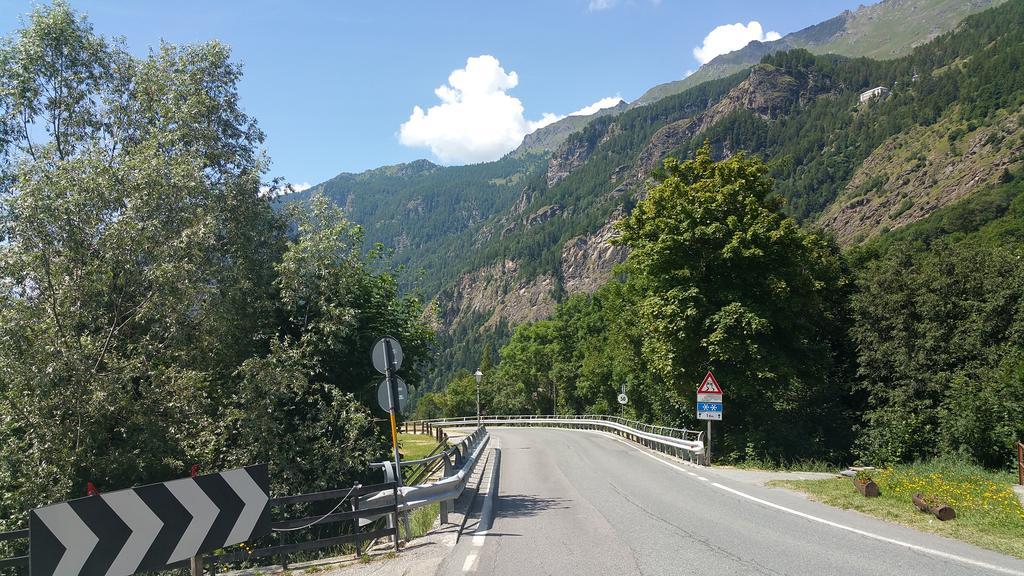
438;428;1024;576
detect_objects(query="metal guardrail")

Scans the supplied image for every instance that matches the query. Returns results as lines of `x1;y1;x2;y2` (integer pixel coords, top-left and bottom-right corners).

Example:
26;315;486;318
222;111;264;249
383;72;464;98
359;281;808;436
403;436;450;486
1017;441;1023;486
209;480;399;572
414;415;706;464
0;529;28;570
364;427;489;523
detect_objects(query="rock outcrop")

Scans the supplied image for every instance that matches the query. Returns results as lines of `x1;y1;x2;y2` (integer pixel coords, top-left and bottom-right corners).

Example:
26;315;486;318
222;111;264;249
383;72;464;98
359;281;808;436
561;216;628;294
819;110;1024;244
546;136;596;188
440;259;557;330
635;64;833;180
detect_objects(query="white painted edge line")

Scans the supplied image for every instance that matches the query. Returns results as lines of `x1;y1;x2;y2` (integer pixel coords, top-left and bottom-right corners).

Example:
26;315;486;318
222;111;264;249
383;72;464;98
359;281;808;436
608;434;1024;576
464;442;501;572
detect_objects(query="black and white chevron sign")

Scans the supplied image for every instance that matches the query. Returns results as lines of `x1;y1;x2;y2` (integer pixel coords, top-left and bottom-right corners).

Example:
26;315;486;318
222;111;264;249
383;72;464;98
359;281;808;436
29;464;270;576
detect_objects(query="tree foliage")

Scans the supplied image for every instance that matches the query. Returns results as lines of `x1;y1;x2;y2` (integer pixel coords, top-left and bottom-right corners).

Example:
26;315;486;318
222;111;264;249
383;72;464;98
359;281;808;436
0;3;431;533
479;149;855;462
615;146;854;460
851;183;1024;468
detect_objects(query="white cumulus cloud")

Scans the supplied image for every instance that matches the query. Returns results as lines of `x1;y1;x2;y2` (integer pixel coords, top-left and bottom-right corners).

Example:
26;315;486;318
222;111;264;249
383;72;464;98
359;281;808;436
399;55;620;164
588;0;618;11
692;21;781;65
568;95;622;117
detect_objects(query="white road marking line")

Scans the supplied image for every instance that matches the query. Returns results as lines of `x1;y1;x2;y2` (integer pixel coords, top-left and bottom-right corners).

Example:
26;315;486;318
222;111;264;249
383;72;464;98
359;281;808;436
711;482;1024;576
606;433;1024;576
464;441;501;571
697;476;710;482
472;462;493;546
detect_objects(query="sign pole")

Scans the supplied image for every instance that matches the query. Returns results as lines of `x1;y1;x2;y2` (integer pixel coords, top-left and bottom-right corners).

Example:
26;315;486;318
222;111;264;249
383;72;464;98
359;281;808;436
384;339;402;487
383;339;412;539
706;420;712;465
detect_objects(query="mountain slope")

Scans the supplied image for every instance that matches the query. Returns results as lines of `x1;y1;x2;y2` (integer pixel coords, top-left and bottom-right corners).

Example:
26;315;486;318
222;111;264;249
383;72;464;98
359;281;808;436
512;100;628;157
632;0;1005;108
295;0;1024;387
286;154;546;296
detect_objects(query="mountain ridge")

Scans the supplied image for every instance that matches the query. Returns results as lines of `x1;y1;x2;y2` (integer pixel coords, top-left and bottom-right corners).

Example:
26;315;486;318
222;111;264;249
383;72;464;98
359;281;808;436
631;0;1005;108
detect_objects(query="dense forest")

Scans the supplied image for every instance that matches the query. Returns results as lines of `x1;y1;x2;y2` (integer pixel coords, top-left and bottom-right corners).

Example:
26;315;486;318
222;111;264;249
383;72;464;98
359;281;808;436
0;2;432;536
418;148;1024;469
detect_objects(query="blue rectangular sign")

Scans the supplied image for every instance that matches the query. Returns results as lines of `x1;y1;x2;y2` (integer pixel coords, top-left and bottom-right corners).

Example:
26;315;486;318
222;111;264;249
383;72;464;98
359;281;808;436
697;402;723;412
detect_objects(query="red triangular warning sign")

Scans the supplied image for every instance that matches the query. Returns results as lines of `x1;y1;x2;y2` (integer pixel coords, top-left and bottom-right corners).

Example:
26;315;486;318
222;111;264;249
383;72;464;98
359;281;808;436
697;371;723;395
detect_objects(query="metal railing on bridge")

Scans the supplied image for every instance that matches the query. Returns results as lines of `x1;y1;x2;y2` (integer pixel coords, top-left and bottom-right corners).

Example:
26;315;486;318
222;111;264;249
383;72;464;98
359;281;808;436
407;415;705;464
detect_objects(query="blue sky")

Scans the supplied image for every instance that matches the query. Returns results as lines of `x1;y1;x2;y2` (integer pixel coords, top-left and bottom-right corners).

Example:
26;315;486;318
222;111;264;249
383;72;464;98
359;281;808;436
0;1;866;187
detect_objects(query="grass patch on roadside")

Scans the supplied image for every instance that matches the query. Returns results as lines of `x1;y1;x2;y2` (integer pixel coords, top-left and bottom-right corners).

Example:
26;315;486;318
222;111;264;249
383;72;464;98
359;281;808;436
395;433;443;541
399;432;441;460
769;457;1024;559
402;502;440;540
724;457;837;473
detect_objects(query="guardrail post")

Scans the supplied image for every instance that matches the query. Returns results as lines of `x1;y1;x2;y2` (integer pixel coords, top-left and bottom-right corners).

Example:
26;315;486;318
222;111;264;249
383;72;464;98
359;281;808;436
1018;442;1023;486
352;494;363;558
391;483;401;550
437;454;453;524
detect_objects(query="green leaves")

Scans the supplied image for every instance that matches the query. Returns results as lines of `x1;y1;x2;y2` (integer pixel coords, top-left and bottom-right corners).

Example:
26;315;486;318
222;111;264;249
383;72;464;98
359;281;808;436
0;4;432;530
852;236;1024;467
615;147;855;459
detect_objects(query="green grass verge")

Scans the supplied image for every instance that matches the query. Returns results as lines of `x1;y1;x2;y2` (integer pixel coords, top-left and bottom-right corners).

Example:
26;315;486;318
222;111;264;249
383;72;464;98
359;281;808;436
404;502;440;540
399;432;441;460
723;458;837;473
769;458;1024;559
396;433;442;541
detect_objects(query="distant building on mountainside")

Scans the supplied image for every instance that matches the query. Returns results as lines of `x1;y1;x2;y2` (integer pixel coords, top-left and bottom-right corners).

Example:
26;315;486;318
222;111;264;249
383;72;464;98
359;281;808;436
859;86;890;103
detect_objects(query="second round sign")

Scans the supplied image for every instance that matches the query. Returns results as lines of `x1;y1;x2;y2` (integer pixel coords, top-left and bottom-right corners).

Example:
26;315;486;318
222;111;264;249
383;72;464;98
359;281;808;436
377;377;410;413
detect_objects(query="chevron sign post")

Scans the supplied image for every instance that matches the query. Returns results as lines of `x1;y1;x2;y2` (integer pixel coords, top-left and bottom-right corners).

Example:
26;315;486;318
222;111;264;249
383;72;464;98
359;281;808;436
29;464;270;576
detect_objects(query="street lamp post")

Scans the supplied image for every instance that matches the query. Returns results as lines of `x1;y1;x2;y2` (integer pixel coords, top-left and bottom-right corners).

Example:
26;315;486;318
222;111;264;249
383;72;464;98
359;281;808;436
474;369;483;426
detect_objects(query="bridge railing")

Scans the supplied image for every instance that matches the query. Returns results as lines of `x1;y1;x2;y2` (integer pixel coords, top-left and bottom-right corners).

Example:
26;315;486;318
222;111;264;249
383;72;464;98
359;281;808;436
0;528;28;571
363;427;490;524
409;415;705;464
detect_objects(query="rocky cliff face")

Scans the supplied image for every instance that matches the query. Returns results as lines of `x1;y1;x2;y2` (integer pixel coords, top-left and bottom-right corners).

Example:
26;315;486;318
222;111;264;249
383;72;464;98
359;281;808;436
635;64;831;180
561;215;628;294
441;215;629;335
819;109;1024;244
546;135;596;188
440;259;557;330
